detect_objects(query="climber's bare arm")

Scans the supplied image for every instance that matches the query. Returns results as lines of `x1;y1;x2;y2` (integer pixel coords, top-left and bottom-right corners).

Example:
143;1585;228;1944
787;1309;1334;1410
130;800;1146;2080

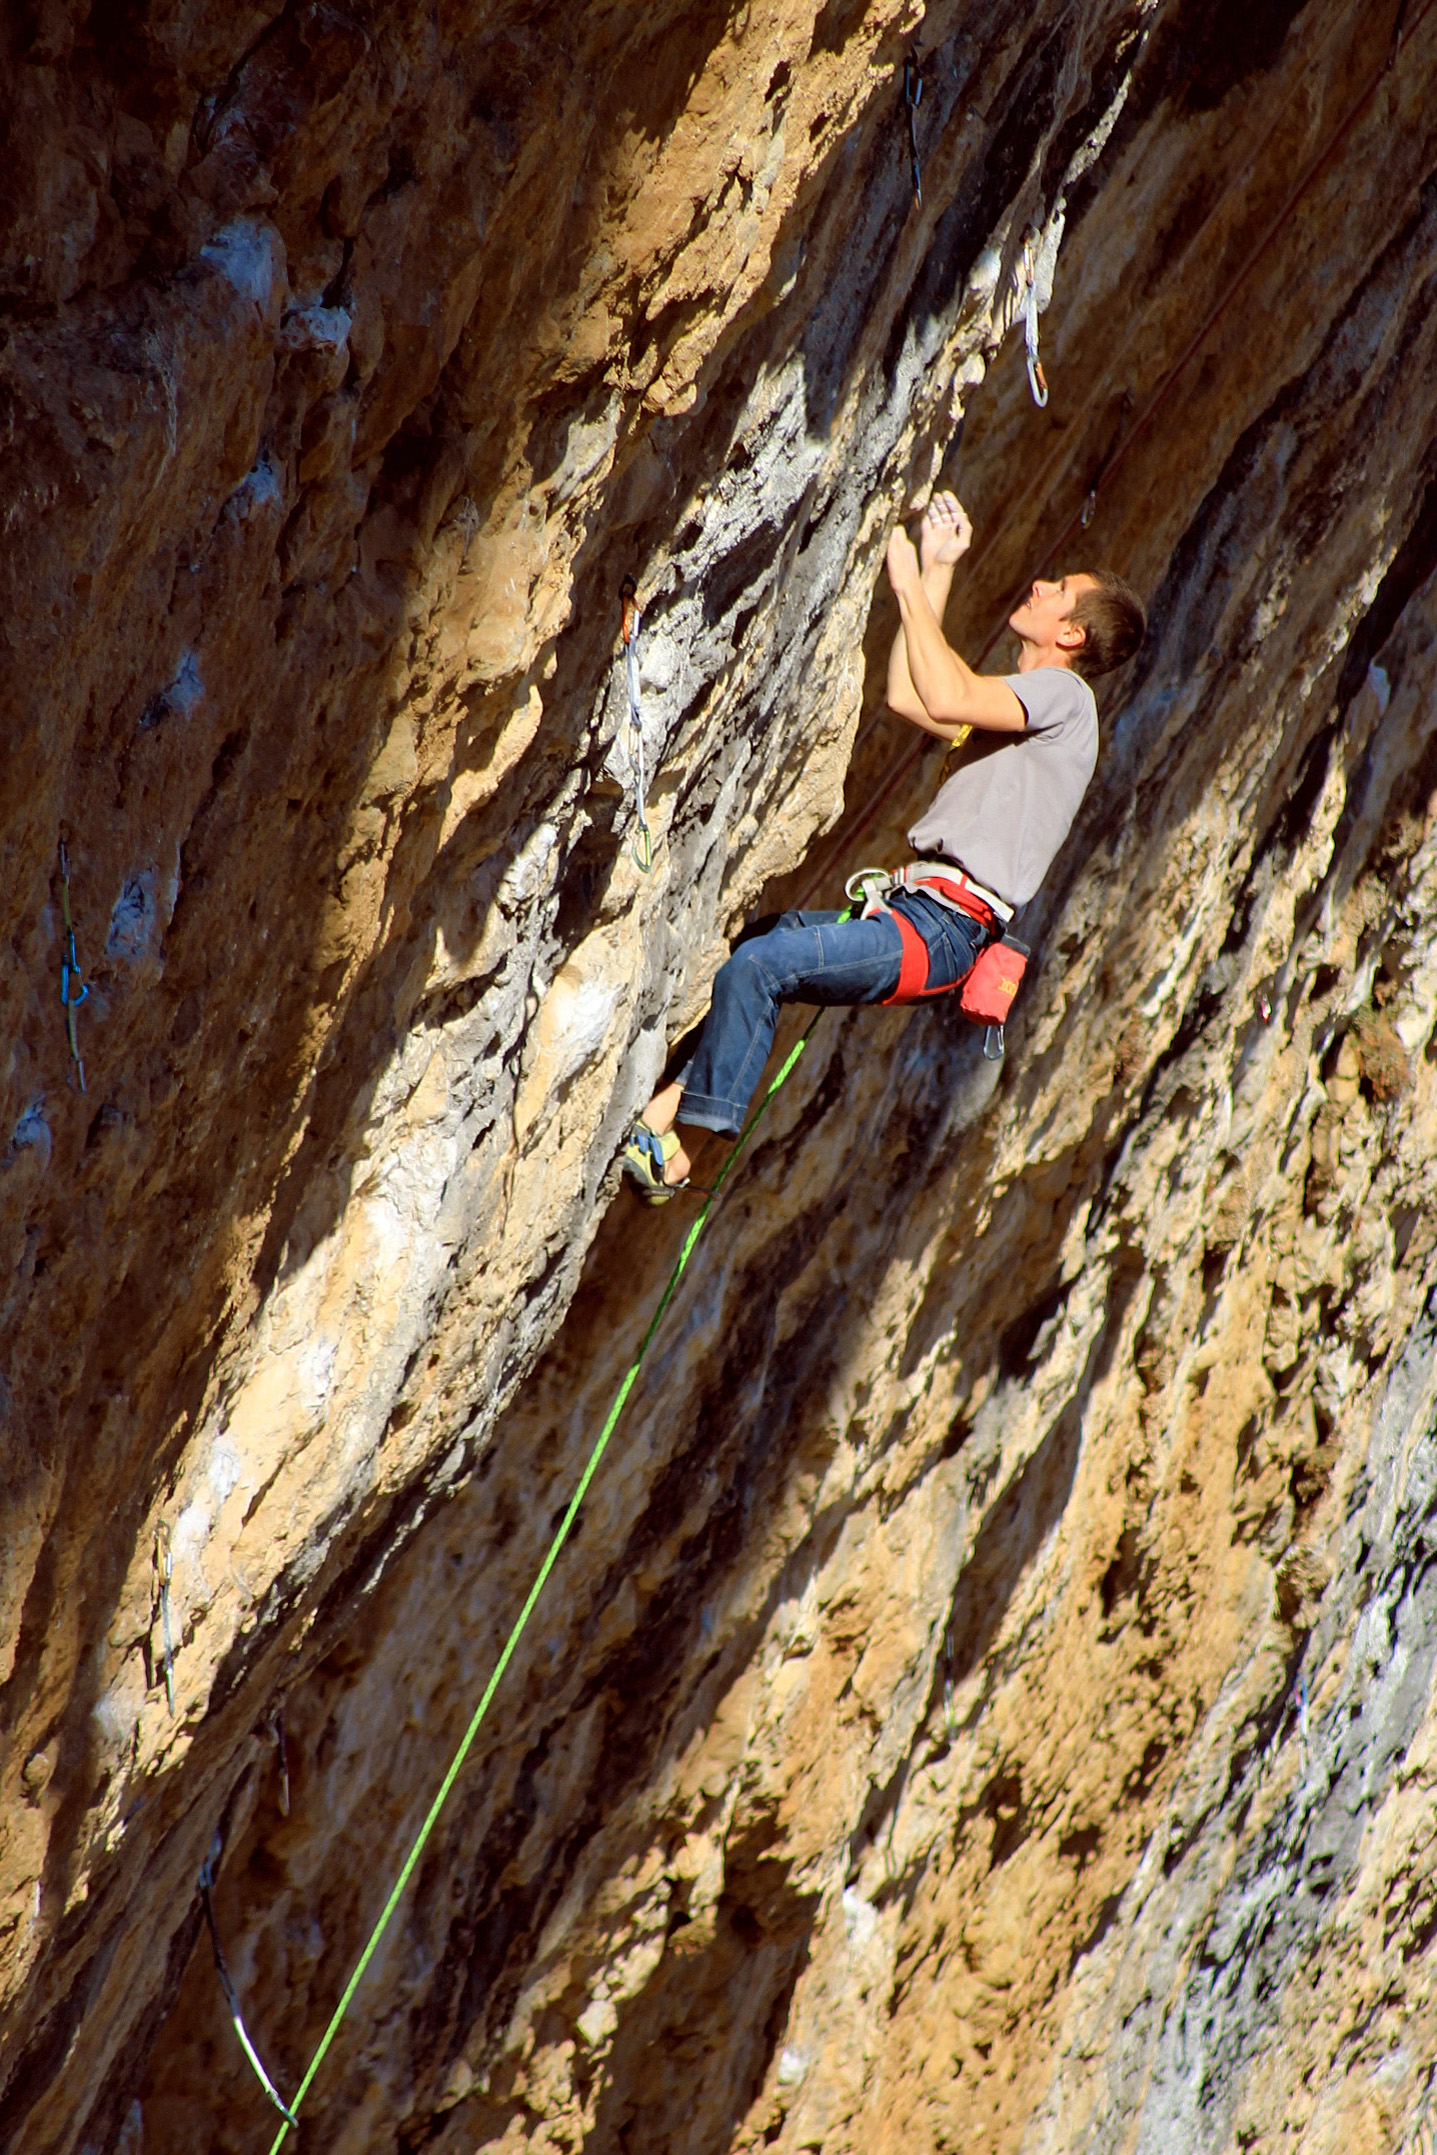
885;497;1026;737
886;497;963;726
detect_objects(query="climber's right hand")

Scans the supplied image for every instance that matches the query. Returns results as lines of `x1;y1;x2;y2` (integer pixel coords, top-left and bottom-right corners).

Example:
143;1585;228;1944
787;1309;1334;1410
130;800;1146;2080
919;491;972;572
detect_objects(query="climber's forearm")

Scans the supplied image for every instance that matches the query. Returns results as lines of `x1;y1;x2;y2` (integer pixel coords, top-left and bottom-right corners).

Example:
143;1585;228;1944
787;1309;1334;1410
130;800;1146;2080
886;559;956;723
892;573;1026;736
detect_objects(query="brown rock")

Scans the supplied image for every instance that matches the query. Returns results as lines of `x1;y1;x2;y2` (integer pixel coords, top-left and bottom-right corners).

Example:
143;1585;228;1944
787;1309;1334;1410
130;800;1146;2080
4;6;1437;2155
1351;1006;1412;1103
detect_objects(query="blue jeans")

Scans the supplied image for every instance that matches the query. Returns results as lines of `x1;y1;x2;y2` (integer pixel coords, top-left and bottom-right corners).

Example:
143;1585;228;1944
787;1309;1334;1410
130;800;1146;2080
678;892;988;1135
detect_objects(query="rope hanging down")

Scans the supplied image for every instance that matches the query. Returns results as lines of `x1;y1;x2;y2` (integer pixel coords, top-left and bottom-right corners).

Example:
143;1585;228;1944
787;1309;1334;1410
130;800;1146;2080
58;843;88;1093
260;1012;823;2150
619;577;654;872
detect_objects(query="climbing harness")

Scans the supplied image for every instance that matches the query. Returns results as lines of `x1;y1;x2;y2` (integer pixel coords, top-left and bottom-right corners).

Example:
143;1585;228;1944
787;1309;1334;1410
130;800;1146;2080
844;862;1029;1057
261;1014;821;2150
199;1843;299;2128
58;843;88;1093
619;577;654;873
847;861;1001;1000
904;54;923;209
847;859;1013;926
156;1526;176;1718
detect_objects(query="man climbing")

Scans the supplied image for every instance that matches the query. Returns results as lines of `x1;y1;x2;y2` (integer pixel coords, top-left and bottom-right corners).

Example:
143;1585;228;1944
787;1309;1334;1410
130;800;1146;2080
621;492;1145;1199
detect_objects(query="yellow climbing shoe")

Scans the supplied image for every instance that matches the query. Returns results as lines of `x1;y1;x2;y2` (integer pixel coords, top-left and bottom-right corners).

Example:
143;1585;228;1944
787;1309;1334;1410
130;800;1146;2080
622;1122;685;1204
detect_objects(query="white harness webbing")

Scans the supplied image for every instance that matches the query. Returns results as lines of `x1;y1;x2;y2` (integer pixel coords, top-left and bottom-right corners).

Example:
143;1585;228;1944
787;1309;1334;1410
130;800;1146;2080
844;860;1015;925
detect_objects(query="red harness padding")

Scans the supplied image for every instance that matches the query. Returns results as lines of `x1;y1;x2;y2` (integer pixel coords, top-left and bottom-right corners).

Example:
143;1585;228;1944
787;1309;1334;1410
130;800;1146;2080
882;879;996;1006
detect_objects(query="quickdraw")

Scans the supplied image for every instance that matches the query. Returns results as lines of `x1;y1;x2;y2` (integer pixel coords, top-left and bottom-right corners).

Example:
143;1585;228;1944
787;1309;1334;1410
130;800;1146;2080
155;1526;176;1718
1022;236;1050;409
904;53;923;209
270;1706;290;1815
619;577;654;873
200;1843;299;2128
58;843;88;1093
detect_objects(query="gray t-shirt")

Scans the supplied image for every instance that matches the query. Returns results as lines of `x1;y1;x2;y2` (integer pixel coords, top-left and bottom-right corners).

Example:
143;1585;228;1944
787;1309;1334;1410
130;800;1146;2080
906;667;1098;907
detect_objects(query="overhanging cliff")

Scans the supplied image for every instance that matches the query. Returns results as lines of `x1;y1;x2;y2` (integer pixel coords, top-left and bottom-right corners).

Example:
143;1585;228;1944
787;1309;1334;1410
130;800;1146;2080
4;3;1437;2152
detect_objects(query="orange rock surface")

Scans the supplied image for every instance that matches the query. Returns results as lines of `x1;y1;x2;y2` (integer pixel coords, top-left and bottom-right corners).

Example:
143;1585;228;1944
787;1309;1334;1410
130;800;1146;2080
4;4;1437;2153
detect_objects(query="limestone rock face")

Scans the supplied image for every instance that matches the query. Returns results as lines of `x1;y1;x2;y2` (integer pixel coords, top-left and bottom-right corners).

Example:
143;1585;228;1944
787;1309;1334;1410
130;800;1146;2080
3;3;1437;2153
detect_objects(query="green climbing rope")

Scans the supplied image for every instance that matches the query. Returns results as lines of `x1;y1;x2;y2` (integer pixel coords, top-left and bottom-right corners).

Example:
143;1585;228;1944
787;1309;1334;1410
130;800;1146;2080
263;1010;823;2149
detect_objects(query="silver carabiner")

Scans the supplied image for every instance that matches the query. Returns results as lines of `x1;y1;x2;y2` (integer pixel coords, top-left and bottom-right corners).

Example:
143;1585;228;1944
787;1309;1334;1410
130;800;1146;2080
843;866;892;915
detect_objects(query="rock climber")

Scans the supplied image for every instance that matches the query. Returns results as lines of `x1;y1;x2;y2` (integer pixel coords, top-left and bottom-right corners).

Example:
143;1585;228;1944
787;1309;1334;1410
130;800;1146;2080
621;492;1146;1200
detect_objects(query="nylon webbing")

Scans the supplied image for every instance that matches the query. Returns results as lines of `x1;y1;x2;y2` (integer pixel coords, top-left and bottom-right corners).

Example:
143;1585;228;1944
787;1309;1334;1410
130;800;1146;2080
263;1010;823;2149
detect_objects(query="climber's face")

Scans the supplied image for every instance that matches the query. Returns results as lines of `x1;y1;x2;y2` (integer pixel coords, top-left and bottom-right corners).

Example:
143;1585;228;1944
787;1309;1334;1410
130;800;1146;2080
1009;572;1095;660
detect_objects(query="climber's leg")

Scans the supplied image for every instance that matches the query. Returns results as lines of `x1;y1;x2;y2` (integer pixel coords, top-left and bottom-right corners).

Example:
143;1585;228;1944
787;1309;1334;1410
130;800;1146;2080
642;909;906;1184
644;1078;685;1137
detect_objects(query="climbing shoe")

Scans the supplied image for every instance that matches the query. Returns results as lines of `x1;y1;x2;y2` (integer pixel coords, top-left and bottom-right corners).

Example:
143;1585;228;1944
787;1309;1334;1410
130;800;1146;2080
622;1122;686;1204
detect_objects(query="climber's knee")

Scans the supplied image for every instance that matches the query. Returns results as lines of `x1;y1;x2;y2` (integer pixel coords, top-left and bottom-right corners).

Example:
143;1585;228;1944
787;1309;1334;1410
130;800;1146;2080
711;939;765;1000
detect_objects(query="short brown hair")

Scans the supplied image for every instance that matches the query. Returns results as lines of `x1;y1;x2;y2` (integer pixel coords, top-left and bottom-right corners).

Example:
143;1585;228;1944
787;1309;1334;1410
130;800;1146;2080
1067;567;1146;681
